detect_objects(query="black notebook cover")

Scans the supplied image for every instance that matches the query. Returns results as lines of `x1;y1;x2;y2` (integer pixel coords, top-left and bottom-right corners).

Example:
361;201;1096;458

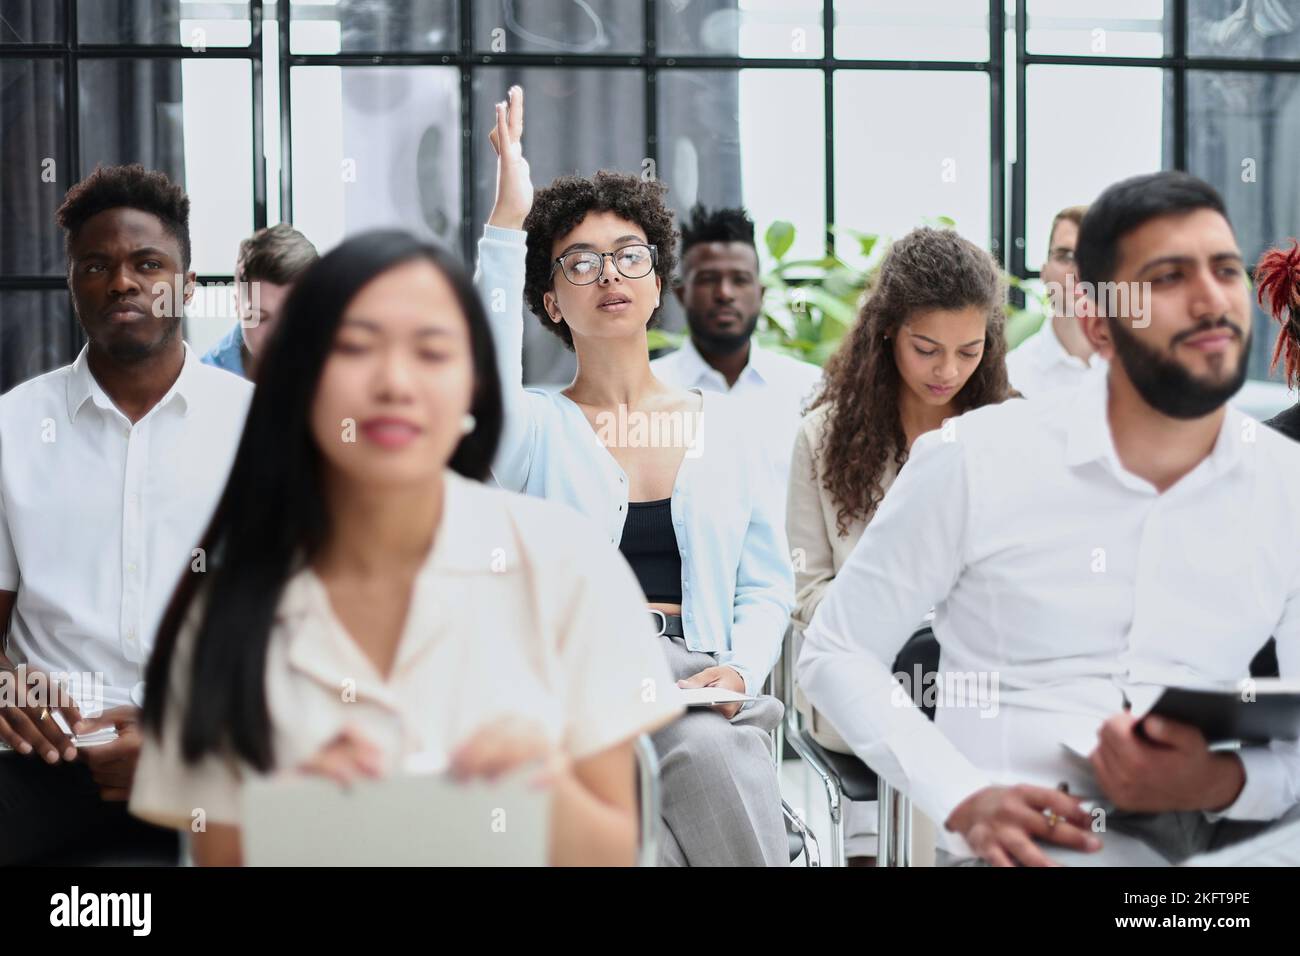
1147;682;1300;746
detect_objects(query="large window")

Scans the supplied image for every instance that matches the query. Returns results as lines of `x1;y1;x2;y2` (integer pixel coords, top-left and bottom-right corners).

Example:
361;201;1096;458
2;0;1298;402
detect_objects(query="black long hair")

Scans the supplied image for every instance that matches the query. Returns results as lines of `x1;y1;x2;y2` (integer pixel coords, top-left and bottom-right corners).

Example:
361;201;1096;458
142;230;503;770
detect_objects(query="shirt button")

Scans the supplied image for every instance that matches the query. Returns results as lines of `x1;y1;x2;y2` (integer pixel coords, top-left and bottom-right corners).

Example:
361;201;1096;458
618;476;625;483
618;504;623;512
683;581;690;590
126;563;137;573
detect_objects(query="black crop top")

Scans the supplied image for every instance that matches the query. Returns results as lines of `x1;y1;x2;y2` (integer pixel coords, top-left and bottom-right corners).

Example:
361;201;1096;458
618;498;683;605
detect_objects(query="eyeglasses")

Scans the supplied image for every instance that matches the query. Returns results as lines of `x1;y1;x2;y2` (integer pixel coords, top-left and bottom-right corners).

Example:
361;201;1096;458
1048;248;1076;265
552;243;657;285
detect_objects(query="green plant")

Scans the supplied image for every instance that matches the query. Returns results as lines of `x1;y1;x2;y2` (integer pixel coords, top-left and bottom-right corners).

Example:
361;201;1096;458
743;219;1049;366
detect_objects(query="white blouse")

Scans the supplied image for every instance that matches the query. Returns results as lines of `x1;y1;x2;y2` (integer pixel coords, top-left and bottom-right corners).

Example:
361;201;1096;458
130;471;683;829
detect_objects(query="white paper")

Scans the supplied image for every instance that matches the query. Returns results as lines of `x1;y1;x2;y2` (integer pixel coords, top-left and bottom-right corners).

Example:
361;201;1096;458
676;687;754;707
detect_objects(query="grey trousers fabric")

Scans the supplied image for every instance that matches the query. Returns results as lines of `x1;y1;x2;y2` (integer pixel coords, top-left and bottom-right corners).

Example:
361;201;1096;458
650;633;788;867
936;800;1300;867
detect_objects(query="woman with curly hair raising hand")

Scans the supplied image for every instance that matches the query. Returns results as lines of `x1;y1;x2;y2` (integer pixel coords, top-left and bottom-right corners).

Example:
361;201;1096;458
474;87;794;866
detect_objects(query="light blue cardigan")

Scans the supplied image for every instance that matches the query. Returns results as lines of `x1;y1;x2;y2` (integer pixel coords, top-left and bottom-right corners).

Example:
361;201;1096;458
473;224;794;695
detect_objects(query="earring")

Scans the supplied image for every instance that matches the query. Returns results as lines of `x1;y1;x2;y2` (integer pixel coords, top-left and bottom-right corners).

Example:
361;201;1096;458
460;412;476;435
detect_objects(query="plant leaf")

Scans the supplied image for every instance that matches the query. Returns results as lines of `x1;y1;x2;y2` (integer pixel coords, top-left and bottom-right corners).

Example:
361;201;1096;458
765;220;796;261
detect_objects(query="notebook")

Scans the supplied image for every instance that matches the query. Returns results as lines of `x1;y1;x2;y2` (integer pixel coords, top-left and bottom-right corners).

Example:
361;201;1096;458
1147;679;1300;746
676;687;755;708
241;771;551;866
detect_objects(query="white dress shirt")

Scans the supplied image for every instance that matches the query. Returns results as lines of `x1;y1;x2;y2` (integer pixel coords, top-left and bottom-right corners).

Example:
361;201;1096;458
651;336;822;496
131;470;683;829
0;344;252;712
798;372;1300;855
1006;314;1106;398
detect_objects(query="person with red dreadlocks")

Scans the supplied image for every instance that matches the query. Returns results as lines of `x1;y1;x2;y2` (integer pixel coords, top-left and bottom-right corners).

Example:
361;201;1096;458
1254;240;1300;442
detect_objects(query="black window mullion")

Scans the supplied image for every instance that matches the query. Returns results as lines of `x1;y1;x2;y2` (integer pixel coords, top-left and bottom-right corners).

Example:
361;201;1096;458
1172;0;1187;170
250;0;266;230
459;0;473;263
989;0;1005;268
277;0;292;224
1011;0;1027;279
822;0;834;258
64;0;80;351
645;0;657;194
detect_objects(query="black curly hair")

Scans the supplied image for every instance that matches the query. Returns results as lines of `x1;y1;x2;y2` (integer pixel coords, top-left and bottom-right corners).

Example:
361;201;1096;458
680;203;756;260
522;170;677;350
56;163;192;270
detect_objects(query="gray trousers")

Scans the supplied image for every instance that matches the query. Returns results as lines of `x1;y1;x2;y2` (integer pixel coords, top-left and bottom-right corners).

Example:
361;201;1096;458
650;633;788;867
937;801;1300;867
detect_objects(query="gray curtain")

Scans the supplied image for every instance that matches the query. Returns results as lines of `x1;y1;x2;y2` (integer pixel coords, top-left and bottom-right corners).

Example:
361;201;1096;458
0;3;70;392
1184;0;1300;381
335;0;461;250
335;0;458;51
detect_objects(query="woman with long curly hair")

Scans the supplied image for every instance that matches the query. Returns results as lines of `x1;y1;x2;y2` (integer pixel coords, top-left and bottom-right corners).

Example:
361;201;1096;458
786;226;1013;863
1253;240;1300;441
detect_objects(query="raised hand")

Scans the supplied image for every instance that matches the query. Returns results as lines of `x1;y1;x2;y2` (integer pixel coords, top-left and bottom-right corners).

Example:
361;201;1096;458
487;85;534;231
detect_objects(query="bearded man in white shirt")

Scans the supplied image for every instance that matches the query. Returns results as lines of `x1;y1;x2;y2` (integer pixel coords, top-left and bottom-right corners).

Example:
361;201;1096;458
0;165;253;864
799;170;1300;866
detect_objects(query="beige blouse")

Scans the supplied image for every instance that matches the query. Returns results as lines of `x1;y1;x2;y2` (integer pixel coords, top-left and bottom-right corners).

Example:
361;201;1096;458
787;403;901;634
787;404;902;752
130;470;683;830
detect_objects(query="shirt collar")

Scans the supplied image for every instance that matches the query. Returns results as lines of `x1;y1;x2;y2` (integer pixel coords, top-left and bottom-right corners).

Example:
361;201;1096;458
277;471;512;620
1064;370;1247;484
277;470;513;693
1036;315;1101;371
66;342;197;423
676;336;767;387
740;340;776;385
